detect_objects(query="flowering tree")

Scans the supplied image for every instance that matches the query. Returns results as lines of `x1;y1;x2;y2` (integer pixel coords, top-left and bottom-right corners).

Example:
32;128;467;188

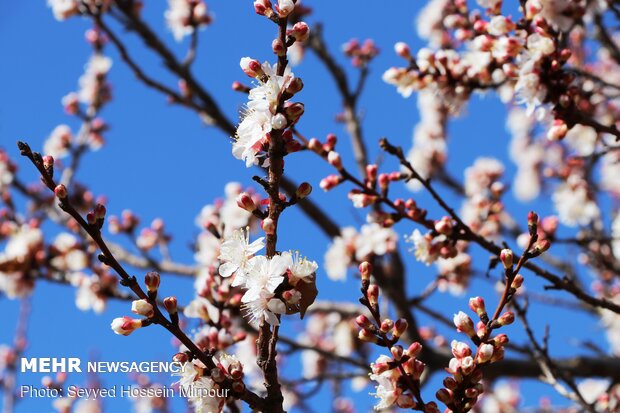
2;0;620;412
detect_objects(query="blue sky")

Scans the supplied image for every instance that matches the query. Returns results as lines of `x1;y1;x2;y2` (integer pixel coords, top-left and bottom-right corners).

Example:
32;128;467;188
0;1;608;412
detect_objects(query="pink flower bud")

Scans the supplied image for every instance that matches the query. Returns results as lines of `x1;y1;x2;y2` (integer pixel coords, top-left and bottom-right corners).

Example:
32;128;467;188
436;388;453;404
528;211;539;235
358;328;378;343
94;203;106;220
324;133;337;151
511;273;524;289
359;261;372;281
394;42;411;58
285;77;304;95
390;345;403;360
289;22;309;42
434;216;453;235
394;318;408;338
253;0;272;15
164;296;178;314
308;138;323;154
319;174;342;191
443;377;457;390
295;182;312;199
43;155;54;168
355;314;373;329
236;192;257;212
380;319;394;333
366;164;378;182
424;401;439;413
54;184;68;199
378;173;389;191
271;113;288;130
262;218;276;235
468;296;486;317
131;299;154;318
111;316;142;336
367;284;379;307
144;271;160;293
500;249;513;269
451;340;472;358
276;0;294;17
327;151;343;170
239;57;264;79
460;356;475;375
453;311;475;337
406;342;422;358
531;239;551;256
491;334;509;347
284;102;305;122
497;311;515;326
477;343;494;363
464;387;479;399
87;212;96;225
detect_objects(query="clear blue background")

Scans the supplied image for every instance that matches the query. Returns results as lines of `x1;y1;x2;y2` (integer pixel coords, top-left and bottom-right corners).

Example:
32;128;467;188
0;1;607;412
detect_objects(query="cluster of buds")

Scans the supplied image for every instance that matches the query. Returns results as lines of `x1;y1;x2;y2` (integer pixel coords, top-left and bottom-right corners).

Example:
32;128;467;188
111;272;170;336
254;0;299;20
439;298;512;411
135;218;172;252
108;209;141;234
355;262;438;411
86;203;106;230
342;38;380;68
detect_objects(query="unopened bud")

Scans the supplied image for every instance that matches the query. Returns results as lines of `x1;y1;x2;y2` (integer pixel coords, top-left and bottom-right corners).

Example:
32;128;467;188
327;151;342;170
254;0;272;15
239;57;264;79
453;311;475;337
164;296;178;314
511;273;524;289
436;388;453;404
262;218;276;235
390;345;403;360
144;271;160;293
434;216;453;235
497;311;515;326
355;314;373;329
132;299;154;318
319;174;343;191
380;319;394;333
367;284;379;307
530;239;551;257
394;318;408;338
358;328;378;343
394;42;411;59
276;0;294;17
468;296;486;318
54;184;68;199
272;113;288;130
284;102;304;122
285;77;304;95
295;182;312;199
477;343;494;363
289;22;309;42
236;193;257;212
528;211;538;236
407;342;422;358
93;205;106;224
110;316;142;336
359;261;372;281
500;249;513;269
